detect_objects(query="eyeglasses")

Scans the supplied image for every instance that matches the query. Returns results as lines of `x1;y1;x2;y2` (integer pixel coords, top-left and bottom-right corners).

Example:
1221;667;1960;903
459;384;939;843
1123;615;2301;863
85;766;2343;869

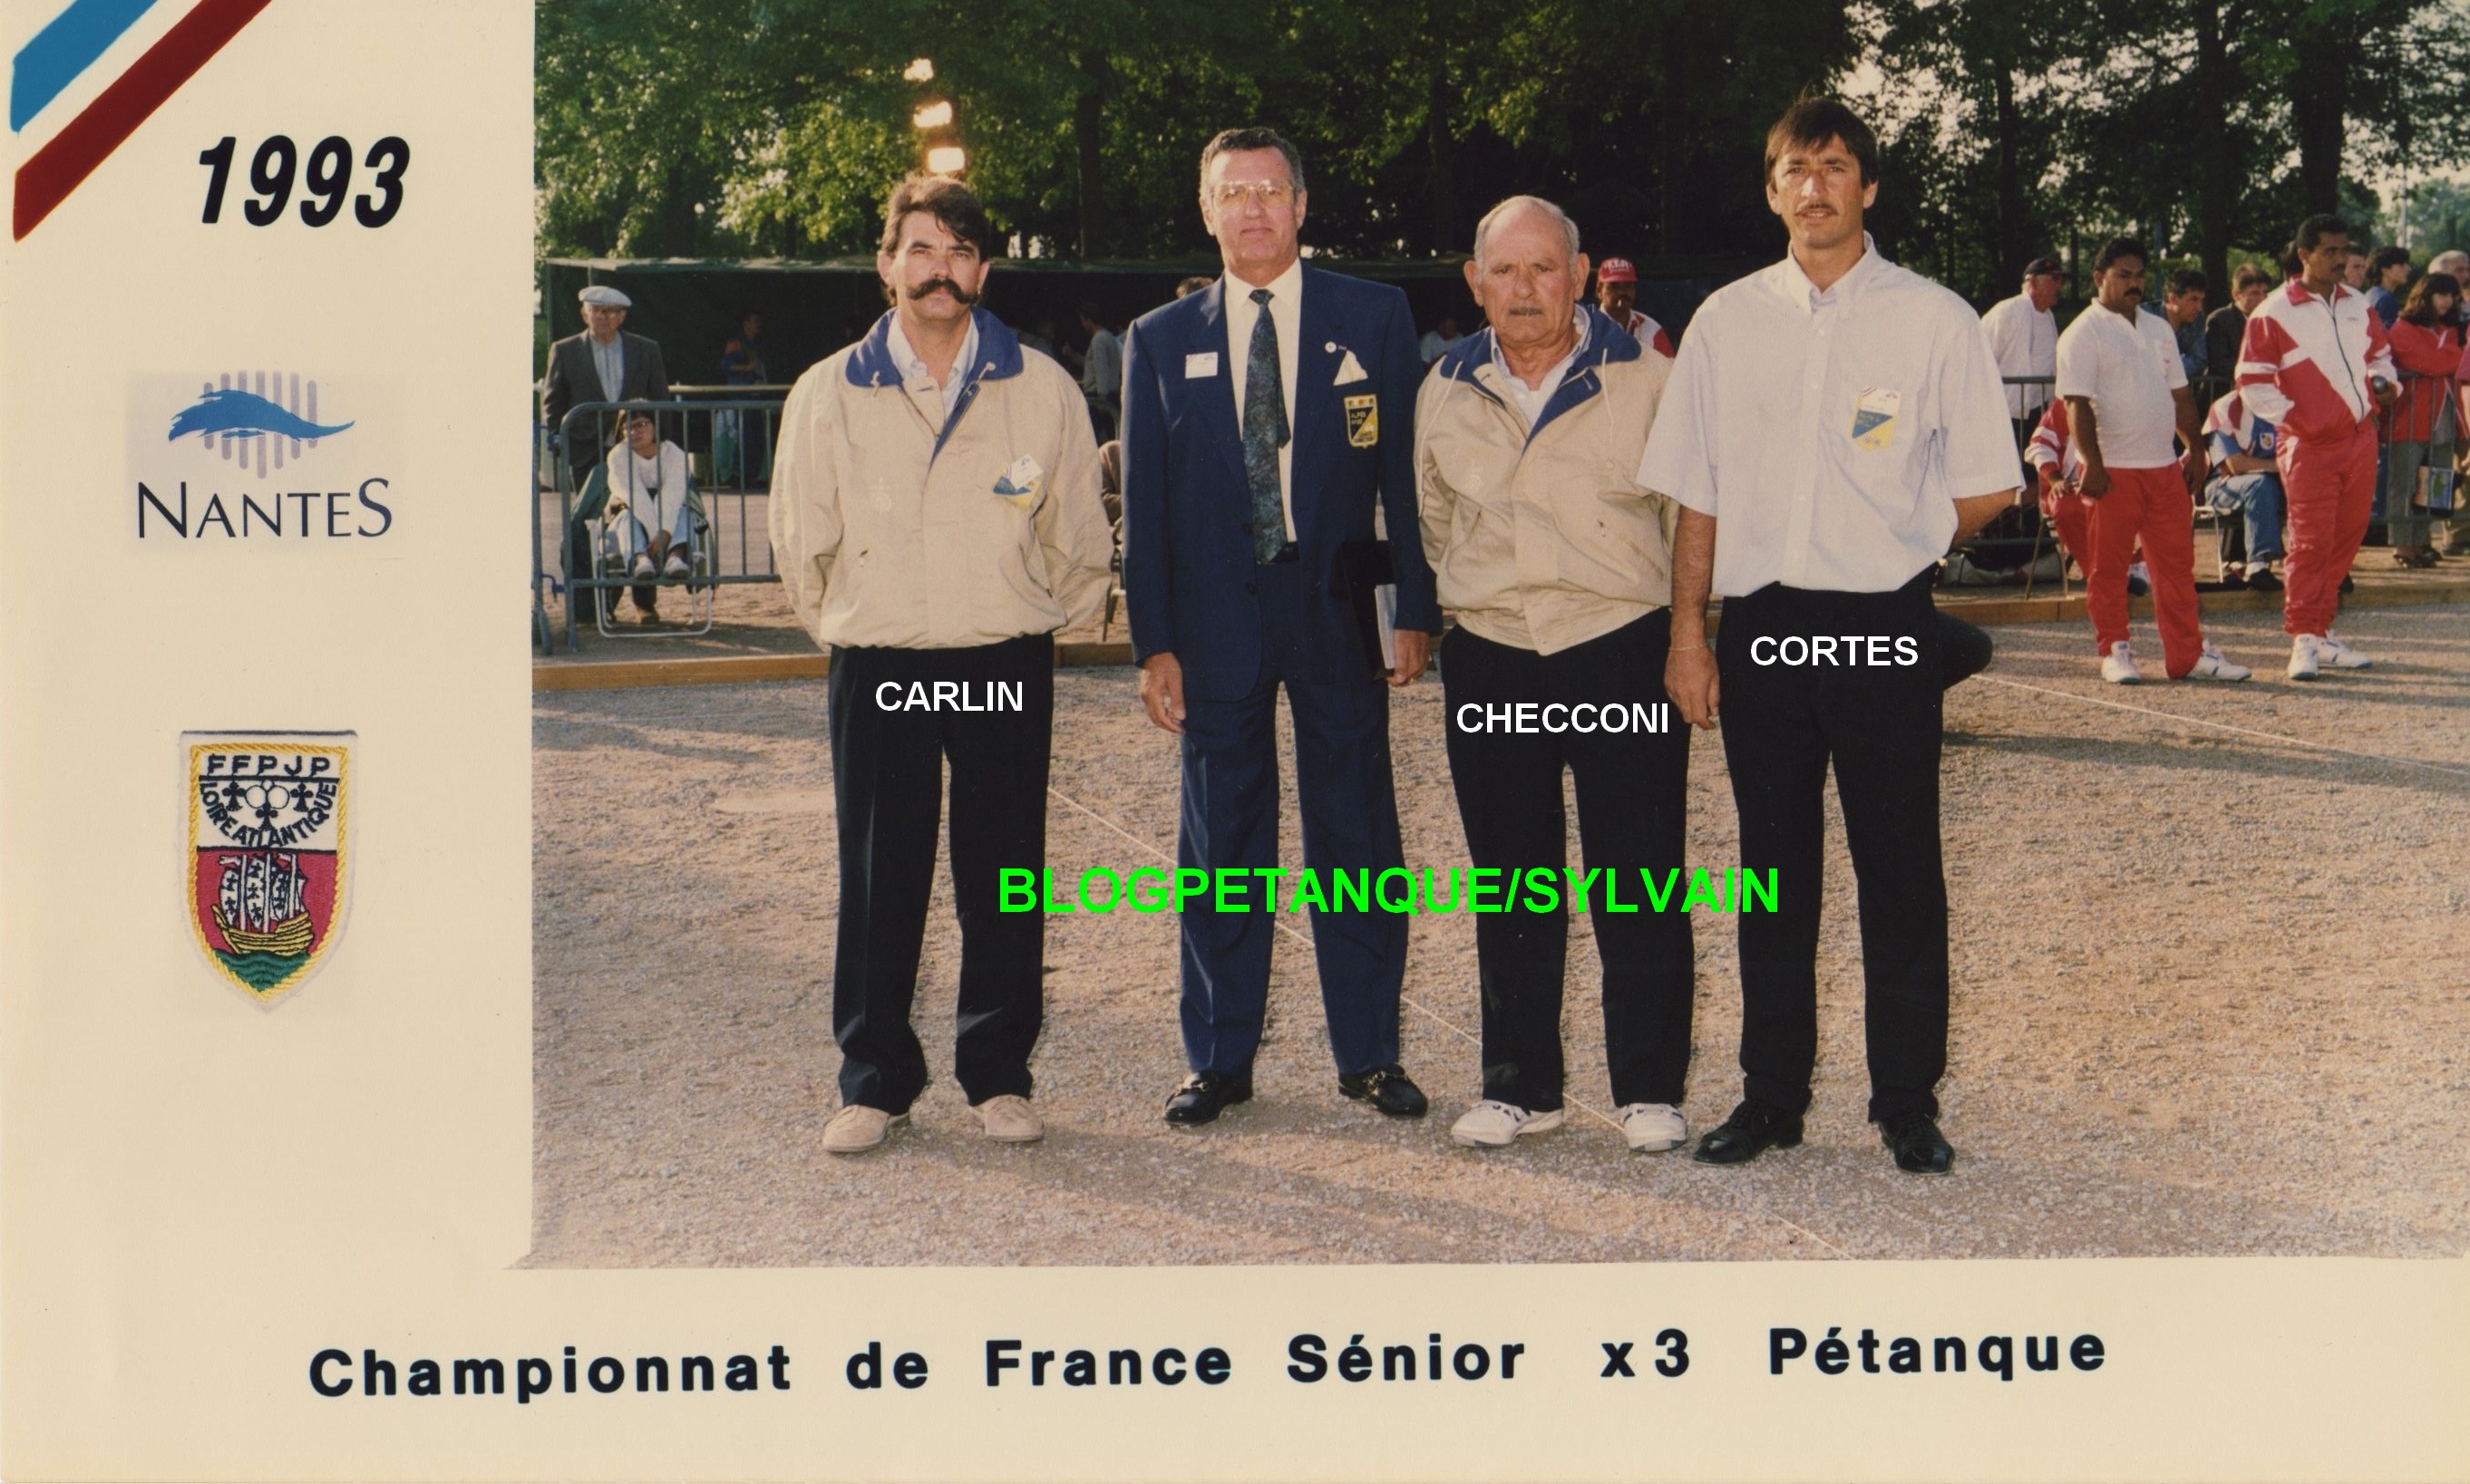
1208;180;1296;210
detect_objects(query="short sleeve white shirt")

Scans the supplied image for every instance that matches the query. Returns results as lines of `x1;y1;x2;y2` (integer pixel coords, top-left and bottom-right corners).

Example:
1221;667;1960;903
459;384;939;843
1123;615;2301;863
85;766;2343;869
1634;237;2023;597
2053;303;2185;469
1980;292;2056;417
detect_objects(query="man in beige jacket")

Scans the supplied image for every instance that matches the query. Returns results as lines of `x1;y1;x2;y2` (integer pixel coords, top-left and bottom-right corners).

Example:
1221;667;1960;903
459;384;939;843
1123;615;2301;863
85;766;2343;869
1415;196;1696;1154
768;175;1113;1154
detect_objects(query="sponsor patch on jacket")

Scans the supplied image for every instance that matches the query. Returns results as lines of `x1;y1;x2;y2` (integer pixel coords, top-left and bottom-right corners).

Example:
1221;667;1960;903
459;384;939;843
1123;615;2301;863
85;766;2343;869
1851;386;1901;450
185;732;354;1006
993;454;1044;509
1345;393;1379;447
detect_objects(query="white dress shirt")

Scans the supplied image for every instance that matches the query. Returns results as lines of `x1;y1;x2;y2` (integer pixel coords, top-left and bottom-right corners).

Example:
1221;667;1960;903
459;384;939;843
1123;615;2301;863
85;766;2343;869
1223;257;1304;539
1635;236;2023;597
886;312;983;426
2054;302;2186;469
1980;291;2056;418
1489;308;1589;429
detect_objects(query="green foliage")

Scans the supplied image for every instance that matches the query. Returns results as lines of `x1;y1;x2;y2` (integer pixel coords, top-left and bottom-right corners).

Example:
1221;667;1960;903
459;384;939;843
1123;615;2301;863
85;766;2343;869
1860;0;2470;306
536;0;1857;265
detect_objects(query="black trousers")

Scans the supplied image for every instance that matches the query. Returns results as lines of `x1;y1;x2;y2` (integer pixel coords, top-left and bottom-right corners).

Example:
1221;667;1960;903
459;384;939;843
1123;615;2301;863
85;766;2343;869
1441;613;1694;1111
1716;573;1947;1122
826;634;1054;1113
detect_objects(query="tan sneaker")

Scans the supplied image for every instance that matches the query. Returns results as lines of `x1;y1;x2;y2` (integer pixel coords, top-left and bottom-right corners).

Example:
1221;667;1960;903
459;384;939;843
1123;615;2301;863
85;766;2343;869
821;1104;905;1154
976;1094;1044;1144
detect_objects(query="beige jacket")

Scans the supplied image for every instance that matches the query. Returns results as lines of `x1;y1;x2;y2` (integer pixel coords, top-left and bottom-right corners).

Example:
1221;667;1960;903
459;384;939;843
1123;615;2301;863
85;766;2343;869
768;310;1113;649
1414;306;1677;655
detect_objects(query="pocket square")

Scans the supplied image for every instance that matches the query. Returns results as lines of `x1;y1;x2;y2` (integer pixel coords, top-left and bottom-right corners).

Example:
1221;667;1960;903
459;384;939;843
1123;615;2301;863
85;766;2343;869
1333;349;1368;385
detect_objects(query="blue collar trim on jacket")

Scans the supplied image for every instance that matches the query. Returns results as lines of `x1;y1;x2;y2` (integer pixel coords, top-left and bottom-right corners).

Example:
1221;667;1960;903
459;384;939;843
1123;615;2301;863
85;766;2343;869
1430;303;1642;443
845;307;1026;461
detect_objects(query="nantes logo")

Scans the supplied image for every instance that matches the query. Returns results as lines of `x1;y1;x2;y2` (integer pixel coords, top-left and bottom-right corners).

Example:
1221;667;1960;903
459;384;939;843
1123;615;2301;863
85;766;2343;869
184;732;352;1005
131;371;396;544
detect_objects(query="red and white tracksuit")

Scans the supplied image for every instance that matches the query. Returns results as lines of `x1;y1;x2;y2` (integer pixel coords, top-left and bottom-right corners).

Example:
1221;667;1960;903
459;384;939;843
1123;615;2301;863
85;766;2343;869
2237;278;2397;636
2024;400;2093;574
1616;308;1676;358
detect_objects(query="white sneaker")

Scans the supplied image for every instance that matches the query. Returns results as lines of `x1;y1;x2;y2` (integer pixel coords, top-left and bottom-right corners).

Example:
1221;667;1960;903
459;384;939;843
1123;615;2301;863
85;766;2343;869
2100;642;2143;684
2288;634;2321;681
2318;633;2373;669
975;1093;1044;1144
663;550;691;579
1617;1102;1688;1152
2183;643;2251;682
1449;1100;1563;1148
821;1104;906;1154
630;552;655;580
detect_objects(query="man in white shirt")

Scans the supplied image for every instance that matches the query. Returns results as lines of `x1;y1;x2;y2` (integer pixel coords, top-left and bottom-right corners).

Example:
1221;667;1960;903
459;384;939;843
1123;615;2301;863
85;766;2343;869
1639;99;2020;1176
1980;255;2062;420
2055;238;2250;684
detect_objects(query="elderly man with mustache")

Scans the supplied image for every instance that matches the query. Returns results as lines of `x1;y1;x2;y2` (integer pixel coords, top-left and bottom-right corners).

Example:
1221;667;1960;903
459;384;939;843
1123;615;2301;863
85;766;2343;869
768;174;1113;1155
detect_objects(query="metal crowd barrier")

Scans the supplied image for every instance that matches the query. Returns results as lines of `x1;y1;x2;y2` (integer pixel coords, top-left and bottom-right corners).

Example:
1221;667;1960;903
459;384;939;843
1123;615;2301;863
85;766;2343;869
533;395;785;654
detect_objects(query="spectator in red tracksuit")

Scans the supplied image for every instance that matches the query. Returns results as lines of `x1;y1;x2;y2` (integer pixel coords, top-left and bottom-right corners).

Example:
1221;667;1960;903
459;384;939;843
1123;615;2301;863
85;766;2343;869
2378;271;2461;567
2025;392;2157;594
2023;399;2091;573
2055;237;2249;684
2236;214;2399;680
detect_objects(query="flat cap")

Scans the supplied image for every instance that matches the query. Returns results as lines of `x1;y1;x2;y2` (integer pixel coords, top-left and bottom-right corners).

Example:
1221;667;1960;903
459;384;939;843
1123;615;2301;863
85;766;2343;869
579;285;633;308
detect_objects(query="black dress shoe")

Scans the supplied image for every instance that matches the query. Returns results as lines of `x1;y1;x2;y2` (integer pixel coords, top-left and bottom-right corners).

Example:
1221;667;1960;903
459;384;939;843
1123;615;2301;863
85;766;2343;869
1337;1064;1428;1118
1691;1099;1804;1165
2247;568;2283;593
1878;1110;1955;1174
1164;1070;1251;1127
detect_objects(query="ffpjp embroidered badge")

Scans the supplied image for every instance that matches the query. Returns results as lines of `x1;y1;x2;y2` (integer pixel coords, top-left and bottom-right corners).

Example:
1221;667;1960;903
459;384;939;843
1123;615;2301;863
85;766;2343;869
183;731;352;1005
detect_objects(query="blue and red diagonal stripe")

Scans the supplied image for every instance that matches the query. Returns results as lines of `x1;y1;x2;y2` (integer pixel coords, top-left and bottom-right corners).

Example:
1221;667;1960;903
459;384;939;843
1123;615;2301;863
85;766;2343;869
10;0;272;239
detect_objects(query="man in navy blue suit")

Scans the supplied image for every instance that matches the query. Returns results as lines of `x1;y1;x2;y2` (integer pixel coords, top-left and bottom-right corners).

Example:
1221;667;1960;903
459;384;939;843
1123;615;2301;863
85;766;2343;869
1120;126;1444;1127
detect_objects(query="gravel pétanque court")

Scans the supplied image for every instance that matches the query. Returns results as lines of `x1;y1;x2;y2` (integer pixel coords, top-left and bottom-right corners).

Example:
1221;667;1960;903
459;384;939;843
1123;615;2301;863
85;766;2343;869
530;603;2470;1266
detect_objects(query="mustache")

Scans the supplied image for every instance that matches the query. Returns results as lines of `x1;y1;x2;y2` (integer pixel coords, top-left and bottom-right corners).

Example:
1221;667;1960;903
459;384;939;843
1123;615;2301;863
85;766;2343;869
903;276;981;306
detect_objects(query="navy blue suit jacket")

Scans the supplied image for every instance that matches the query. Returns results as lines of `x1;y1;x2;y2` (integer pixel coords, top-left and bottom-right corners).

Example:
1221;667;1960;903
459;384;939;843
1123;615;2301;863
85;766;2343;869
1120;266;1442;701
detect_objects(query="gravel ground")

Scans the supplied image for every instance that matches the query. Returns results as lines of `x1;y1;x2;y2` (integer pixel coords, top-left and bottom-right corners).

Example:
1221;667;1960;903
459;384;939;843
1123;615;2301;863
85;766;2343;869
530;603;2470;1267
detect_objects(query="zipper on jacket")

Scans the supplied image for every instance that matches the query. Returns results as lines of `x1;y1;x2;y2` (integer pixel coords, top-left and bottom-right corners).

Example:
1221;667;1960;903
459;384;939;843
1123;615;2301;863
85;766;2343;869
2317;297;2367;415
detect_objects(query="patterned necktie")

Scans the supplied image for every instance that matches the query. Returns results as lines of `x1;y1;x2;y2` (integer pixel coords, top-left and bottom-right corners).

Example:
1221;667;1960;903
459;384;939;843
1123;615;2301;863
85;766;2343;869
1242;287;1290;562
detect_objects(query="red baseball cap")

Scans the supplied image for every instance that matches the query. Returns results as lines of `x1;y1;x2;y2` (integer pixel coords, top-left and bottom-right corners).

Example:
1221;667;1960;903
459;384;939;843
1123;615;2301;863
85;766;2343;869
1597;257;1639;284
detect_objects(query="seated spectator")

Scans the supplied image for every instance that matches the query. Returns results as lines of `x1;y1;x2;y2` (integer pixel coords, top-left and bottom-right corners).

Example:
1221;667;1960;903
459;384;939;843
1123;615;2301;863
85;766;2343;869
1097;438;1123;525
601;410;695;621
2023;399;2149;593
1418;312;1466;364
2201;389;2286;591
2380;270;2462;567
2367;246;2412;327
